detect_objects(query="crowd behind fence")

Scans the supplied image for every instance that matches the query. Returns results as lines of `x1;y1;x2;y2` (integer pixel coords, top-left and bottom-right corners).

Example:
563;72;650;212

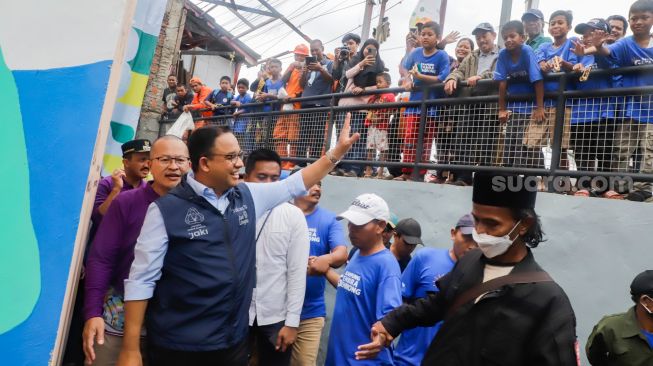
160;65;653;194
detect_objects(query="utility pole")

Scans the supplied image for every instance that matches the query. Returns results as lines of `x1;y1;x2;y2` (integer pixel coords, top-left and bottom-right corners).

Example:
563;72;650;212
361;0;375;40
498;0;513;47
376;0;387;32
525;0;540;10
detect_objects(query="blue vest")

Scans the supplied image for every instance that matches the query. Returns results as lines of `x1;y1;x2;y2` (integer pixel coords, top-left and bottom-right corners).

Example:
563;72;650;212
147;177;256;351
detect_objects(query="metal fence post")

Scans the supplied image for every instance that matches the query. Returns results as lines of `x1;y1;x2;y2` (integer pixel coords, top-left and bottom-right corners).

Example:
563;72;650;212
324;96;337;152
548;73;567;192
411;88;429;181
263;101;275;150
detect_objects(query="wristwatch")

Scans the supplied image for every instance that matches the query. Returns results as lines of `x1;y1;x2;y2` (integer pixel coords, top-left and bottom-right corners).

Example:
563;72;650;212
325;150;341;165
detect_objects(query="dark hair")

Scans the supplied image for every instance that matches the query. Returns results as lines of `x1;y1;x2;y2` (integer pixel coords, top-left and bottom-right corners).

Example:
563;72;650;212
510;208;545;248
245;148;282;174
268;58;282;66
342;33;361;44
549;10;573;26
220;76;232;83
237;78;249;88
458;37;475;50
630;0;653;14
311;39;324;48
377;72;391;85
176;84;187;90
607;15;629;33
502;20;525;36
168;74;177;79
187;125;232;173
421;21;442;36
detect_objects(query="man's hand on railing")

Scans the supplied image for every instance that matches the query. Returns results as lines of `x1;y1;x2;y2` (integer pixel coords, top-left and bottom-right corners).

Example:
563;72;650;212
444;79;457;95
531;107;545;123
467;75;482;87
498;109;512;124
539;60;552;73
352;86;365;95
182;105;190;112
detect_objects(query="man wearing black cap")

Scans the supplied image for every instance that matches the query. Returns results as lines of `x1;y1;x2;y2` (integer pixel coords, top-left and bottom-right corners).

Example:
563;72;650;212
586;270;653;365
91;139;151;237
390;218;423;272
522;9;553;50
355;173;579;365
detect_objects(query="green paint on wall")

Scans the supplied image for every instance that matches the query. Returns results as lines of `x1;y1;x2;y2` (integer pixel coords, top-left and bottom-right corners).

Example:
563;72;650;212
0;46;41;334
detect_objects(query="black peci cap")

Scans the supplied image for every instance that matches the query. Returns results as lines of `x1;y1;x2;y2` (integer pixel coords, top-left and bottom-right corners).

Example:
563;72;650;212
472;172;537;209
631;270;653;297
121;139;152;156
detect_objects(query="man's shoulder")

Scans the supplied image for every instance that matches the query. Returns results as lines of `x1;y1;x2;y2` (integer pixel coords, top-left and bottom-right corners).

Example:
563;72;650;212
274;202;304;217
596;310;630;328
414;247;448;260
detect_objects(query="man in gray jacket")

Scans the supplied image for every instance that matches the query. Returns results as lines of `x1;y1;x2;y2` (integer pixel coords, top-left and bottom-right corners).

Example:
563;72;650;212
444;22;501;185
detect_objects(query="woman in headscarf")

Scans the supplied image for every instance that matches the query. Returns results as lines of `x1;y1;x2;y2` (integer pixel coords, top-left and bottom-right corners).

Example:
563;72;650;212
333;39;386;177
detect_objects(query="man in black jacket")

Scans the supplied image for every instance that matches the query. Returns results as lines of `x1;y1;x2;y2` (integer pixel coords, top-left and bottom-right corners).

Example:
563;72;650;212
356;173;580;366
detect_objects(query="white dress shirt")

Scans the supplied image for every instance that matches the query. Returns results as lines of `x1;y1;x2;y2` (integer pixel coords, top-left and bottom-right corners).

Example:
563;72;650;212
248;203;309;327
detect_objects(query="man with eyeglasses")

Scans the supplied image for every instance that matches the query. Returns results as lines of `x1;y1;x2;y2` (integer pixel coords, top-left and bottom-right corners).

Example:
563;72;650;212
83;135;190;366
117;115;360;366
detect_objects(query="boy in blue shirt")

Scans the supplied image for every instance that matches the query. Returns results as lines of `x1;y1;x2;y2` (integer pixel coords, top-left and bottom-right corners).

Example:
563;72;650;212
530;10;578;171
570;19;617;196
495;20;545;168
231;78;254;153
324;193;402;365
396;21;450;181
392;214;477;366
591;0;653;201
206;75;233;121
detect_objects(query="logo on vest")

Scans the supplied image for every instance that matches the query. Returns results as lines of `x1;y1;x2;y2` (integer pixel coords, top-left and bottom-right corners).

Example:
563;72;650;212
185;207;208;239
185;207;205;225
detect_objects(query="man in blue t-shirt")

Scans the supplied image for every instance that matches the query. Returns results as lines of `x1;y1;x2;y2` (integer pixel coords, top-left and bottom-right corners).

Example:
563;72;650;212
232;78;255;153
324;193;402;365
392;214;478;366
590;0;653;201
291;181;347;366
495;20;545;168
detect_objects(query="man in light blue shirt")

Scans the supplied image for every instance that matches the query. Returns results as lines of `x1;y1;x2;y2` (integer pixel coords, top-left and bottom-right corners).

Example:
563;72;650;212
118;114;359;366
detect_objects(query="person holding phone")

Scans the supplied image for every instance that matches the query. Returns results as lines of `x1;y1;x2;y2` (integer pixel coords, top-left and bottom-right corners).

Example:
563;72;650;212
299;39;334;164
334;39;385;177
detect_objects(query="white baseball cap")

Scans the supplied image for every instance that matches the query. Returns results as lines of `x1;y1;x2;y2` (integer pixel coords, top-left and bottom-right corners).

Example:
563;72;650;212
337;193;390;225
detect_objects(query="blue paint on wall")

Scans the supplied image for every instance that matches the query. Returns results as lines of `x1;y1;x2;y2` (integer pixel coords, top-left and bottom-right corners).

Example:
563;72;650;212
0;60;112;365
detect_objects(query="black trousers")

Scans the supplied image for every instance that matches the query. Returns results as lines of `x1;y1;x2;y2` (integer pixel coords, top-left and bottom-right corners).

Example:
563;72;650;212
147;339;248;366
298;105;328;160
451;105;500;182
249;320;291;366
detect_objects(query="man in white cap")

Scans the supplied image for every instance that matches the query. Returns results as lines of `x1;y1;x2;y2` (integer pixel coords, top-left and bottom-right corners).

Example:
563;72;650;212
323;194;402;366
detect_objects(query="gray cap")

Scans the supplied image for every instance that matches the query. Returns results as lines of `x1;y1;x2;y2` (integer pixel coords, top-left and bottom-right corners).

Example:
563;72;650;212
522;9;544;21
472;22;495;35
395;218;423;245
455;214;475;235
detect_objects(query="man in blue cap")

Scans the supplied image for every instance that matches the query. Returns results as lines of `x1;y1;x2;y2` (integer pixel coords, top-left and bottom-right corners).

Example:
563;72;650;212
356;173;580;365
522;9;553;50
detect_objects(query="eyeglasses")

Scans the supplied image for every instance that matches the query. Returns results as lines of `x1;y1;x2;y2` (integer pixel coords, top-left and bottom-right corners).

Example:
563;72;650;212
152;156;190;166
208;151;245;164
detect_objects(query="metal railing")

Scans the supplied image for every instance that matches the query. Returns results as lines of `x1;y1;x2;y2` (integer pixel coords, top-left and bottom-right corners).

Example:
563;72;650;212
159;65;653;191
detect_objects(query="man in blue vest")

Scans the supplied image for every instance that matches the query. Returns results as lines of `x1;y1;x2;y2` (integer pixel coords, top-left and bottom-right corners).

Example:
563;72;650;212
117;114;359;366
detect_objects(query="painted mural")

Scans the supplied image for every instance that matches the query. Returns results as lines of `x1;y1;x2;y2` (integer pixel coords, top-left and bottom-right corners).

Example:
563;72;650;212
103;0;167;176
0;0;164;364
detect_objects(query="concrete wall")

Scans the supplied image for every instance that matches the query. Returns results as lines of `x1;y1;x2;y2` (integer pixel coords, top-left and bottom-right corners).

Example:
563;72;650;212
315;176;652;365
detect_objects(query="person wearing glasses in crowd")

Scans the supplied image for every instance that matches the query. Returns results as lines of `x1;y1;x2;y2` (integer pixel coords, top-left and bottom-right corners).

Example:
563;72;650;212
83;136;190;365
117;115;360;366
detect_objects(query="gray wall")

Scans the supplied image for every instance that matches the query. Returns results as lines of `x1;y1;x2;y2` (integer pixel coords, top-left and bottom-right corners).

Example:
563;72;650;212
314;176;652;365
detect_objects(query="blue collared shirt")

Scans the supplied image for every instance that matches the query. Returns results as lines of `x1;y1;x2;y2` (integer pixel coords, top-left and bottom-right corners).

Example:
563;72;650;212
124;171;307;301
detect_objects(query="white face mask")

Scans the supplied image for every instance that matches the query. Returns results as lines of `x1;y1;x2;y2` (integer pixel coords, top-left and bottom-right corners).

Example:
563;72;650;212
643;295;653;315
472;220;522;258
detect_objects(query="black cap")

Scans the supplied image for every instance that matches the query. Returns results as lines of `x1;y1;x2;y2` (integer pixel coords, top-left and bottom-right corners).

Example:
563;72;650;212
121;139;152;156
472;22;495;35
395;218;423;245
522;9;544;21
575;18;610;35
630;270;653;297
472;173;537;209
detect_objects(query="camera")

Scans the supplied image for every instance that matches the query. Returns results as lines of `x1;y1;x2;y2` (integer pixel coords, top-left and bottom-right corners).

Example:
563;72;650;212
337;46;349;61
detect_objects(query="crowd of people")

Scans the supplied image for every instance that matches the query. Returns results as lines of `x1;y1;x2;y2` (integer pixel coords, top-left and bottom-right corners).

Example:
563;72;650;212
66;2;653;366
161;1;653;202
77;125;652;366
